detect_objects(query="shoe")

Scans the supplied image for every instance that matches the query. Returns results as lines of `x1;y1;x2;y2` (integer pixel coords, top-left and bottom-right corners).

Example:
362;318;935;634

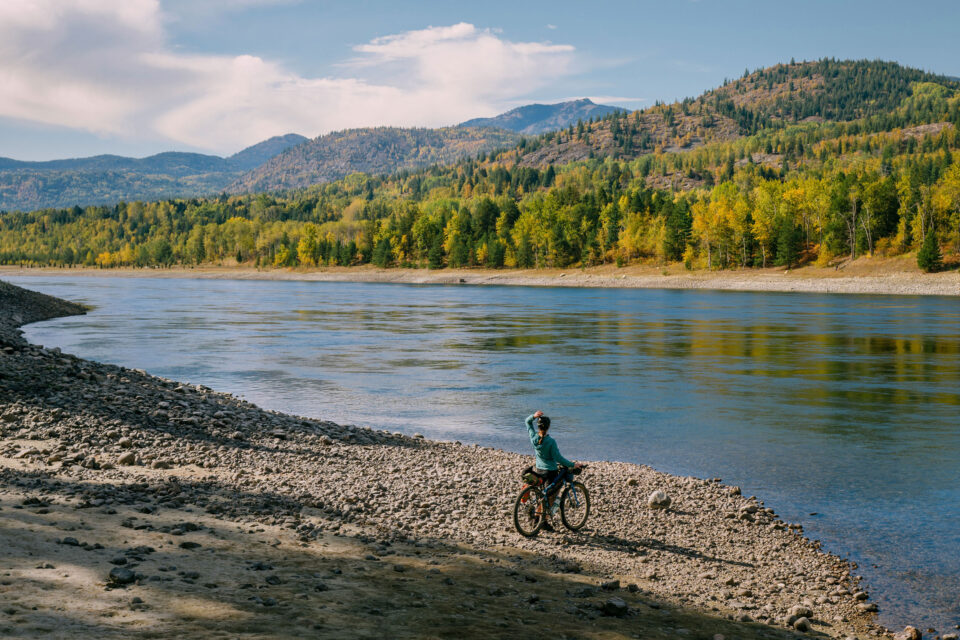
541;521;555;532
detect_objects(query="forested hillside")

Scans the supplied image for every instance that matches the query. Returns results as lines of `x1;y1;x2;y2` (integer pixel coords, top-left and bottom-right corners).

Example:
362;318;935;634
3;59;959;274
458;98;624;134
0;135;307;212
509;59;960;170
231;127;523;193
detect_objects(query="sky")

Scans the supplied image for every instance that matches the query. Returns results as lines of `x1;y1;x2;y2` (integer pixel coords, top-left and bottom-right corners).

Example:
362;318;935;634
1;0;958;161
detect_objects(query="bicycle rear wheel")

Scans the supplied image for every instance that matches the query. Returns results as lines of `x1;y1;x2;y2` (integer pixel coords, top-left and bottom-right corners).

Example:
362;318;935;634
513;485;546;537
560;482;590;531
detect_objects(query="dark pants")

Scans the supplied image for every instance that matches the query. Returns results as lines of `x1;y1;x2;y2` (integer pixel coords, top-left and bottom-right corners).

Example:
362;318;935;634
526;466;565;497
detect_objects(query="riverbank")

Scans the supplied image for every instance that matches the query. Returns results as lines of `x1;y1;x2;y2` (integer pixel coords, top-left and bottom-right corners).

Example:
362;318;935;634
2;255;958;297
0;280;922;639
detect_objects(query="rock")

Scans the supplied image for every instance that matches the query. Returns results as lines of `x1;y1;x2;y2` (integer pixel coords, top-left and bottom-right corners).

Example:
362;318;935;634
60;537;80;546
117;452;136;466
118;437;133;449
853;590;868;601
789;605;814;619
894;627;921;640
109;557;128;566
793;616;811;632
265;575;282;585
858;602;878;612
178;541;202;550
601;597;628;617
600;579;620;591
728;486;741;496
627;478;638;487
941;634;958;640
108;567;136;585
647;490;671;509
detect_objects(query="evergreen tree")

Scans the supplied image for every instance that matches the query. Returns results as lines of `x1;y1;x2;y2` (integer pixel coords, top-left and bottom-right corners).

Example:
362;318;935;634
427;235;444;269
917;227;943;272
775;219;803;267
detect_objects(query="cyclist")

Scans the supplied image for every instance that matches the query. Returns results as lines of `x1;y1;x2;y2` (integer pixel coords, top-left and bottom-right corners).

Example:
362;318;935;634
525;410;583;530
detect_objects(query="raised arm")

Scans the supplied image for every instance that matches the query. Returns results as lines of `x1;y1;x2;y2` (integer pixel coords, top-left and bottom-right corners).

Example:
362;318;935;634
526;410;543;444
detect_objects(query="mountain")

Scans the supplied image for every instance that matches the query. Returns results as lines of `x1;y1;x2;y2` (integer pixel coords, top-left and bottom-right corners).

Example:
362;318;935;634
458;98;625;134
5;60;958;211
511;59;960;170
228;134;308;171
0;152;229;175
230;126;523;193
0;135;306;212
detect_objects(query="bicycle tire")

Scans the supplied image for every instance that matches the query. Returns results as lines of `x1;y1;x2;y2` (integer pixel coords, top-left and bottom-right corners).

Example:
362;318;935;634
513;485;546;537
560;482;590;531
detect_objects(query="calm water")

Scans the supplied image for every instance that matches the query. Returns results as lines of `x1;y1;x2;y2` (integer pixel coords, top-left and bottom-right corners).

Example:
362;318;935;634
9;275;960;632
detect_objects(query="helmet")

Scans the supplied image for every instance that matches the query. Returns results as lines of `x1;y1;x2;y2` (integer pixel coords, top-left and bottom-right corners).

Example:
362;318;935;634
537;415;551;430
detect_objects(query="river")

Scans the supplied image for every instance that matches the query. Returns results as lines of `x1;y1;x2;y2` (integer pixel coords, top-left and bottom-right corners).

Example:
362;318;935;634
9;275;960;632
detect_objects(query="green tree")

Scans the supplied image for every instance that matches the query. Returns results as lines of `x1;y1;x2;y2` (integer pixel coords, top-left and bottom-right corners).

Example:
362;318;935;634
917;226;943;272
427;234;444;269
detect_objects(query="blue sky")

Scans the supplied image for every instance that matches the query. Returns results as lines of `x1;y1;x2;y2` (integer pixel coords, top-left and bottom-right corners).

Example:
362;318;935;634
2;0;958;160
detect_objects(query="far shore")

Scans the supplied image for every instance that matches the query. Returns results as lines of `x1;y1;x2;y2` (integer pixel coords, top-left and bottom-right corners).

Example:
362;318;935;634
2;255;958;296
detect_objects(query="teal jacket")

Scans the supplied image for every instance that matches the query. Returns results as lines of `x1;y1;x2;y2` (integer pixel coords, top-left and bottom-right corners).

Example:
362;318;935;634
526;414;575;471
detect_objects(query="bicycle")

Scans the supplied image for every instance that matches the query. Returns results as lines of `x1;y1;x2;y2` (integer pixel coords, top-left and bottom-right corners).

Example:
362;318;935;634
513;466;590;537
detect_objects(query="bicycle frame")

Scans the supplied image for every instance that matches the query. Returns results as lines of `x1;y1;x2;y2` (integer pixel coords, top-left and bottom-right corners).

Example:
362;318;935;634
530;470;581;509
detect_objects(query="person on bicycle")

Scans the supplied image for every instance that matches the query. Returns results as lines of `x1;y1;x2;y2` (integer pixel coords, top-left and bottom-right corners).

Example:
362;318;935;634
526;410;583;530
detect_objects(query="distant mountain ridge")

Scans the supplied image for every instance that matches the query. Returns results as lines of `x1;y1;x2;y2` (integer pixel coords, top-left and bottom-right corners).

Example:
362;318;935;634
458;98;625;134
0;134;307;211
230;126;523;194
228;134;308;171
5;62;959;211
230;100;623;194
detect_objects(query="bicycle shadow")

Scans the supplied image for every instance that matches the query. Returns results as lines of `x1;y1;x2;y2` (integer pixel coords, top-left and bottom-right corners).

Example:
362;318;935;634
554;529;755;568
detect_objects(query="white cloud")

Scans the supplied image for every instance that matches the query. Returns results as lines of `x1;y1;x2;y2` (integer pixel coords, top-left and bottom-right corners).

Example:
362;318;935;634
0;3;577;154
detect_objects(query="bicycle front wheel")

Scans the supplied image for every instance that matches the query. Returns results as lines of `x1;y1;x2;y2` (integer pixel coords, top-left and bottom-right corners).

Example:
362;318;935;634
513;485;546;537
560;482;590;531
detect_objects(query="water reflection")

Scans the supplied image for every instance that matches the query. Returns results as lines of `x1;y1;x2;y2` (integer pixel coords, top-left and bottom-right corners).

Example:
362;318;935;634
9;276;960;632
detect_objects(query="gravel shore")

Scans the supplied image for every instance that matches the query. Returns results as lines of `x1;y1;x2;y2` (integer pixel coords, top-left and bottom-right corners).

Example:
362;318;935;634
2;257;959;297
0;279;916;639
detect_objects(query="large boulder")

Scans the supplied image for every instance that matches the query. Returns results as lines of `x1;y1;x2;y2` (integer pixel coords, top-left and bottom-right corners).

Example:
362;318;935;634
647;490;671;509
600;597;628;617
788;605;813;619
108;567;136;586
894;627;921;640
